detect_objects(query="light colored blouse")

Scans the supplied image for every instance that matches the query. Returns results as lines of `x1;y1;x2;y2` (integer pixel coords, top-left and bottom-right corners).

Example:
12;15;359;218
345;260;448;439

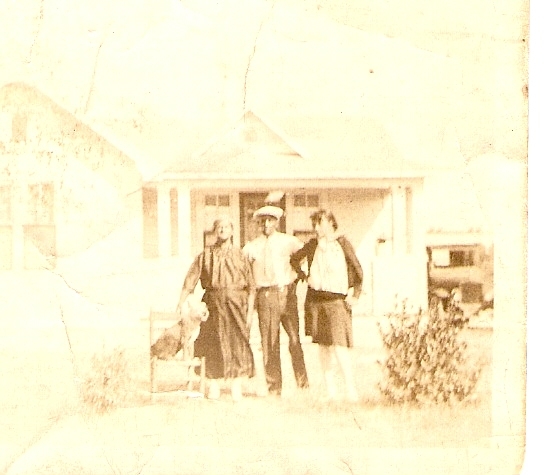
308;237;349;295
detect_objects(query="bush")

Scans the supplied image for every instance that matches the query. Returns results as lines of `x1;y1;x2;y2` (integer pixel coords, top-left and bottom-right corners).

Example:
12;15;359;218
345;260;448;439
80;348;133;414
378;298;481;405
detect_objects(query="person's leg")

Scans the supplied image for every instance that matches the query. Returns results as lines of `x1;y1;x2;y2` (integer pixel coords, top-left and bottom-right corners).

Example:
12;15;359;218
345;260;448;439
257;289;282;395
333;345;358;402
319;344;337;400
208;378;221;399
223;291;255;380
280;284;309;388
196;292;225;380
231;377;243;401
223;291;255;401
319;345;337;400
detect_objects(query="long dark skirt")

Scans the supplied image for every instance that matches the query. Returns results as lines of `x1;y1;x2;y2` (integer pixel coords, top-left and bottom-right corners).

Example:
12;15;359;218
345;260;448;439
194;289;255;379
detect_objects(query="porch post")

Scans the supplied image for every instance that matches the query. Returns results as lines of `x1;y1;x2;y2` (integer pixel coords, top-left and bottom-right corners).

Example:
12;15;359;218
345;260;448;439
391;185;407;255
177;184;192;264
156;183;170;258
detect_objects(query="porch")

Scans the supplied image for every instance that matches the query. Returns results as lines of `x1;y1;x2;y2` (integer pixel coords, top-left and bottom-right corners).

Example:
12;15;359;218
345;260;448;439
141;179;428;316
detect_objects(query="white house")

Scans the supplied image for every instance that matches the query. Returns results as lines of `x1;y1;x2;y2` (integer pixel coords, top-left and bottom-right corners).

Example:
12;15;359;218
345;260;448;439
143;111;429;315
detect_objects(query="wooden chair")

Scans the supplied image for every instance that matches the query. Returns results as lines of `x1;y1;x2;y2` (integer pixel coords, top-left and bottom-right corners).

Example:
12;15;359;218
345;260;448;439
149;310;206;396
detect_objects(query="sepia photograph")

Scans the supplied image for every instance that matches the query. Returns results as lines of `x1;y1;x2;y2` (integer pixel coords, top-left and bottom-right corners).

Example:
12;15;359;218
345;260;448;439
0;1;529;474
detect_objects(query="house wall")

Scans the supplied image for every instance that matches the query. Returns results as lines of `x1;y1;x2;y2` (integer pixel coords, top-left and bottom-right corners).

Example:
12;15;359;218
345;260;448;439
0;88;142;272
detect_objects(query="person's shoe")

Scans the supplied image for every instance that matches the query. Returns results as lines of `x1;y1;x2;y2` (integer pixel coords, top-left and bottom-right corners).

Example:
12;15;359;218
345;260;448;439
207;380;221;400
231;378;243;402
254;387;269;397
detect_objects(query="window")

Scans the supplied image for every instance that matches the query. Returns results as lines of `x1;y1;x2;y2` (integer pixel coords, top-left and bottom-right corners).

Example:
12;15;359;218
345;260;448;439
292;192;320;234
431;249;450;267
27;183;54;224
294;193;319;208
218;195;230;207
24;183;56;269
294;194;306;207
204;194;232;238
449;250;475;267
205;194;230;207
307;194;319;208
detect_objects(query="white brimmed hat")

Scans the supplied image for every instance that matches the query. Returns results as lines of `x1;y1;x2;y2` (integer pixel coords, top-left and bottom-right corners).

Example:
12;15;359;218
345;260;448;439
253;205;283;220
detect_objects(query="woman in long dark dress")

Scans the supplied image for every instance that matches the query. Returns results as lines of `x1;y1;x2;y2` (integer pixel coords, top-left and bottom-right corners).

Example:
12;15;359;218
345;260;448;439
177;217;256;401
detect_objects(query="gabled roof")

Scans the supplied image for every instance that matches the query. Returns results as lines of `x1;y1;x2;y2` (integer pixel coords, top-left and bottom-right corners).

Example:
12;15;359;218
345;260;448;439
167;110;306;173
163;111;428;180
0;82;142;192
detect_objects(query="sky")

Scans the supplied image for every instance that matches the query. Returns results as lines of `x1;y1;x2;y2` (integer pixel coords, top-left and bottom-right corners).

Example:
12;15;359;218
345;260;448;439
0;0;529;171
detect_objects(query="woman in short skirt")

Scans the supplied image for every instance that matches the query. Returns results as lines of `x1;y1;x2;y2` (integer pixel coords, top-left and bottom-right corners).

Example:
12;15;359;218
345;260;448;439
291;209;363;401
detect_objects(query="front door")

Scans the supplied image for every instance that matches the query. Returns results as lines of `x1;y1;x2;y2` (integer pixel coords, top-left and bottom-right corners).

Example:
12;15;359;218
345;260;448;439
239;192;286;246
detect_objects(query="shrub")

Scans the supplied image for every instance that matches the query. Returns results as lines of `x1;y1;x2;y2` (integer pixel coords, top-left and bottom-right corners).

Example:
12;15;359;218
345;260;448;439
378;297;481;405
80;347;133;414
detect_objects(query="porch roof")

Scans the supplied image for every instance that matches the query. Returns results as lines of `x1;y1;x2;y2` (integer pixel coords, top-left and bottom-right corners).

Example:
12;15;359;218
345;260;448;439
161;111;429;180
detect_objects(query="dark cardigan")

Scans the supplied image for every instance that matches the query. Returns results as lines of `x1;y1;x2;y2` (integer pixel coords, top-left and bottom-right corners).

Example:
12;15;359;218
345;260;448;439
290;236;363;298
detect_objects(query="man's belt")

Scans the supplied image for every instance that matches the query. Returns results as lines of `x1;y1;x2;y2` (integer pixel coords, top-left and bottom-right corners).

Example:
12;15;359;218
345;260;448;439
257;282;296;292
205;286;248;291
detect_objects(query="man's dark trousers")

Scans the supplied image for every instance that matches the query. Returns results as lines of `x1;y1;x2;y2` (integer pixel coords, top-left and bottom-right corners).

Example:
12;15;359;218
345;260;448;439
256;282;309;395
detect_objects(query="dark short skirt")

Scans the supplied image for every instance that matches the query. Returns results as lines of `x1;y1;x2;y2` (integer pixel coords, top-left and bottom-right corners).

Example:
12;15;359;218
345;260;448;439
304;289;353;347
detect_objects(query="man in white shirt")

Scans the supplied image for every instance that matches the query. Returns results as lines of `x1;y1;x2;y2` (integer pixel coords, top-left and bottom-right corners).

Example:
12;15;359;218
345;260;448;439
243;205;309;396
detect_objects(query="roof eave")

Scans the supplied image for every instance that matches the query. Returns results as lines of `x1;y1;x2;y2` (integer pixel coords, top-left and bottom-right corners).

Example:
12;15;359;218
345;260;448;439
151;170;426;183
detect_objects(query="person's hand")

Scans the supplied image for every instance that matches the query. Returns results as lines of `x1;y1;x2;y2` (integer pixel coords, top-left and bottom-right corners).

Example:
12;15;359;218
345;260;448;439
345;295;359;308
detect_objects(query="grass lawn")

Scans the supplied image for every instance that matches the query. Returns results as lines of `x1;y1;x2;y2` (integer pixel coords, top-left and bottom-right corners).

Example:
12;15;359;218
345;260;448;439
113;323;493;447
2;313;493;475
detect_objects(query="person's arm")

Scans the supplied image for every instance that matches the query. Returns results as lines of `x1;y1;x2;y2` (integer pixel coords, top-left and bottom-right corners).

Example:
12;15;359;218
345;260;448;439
243;250;256;329
246;291;256;329
339;237;364;299
176;253;203;313
290;240;310;282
